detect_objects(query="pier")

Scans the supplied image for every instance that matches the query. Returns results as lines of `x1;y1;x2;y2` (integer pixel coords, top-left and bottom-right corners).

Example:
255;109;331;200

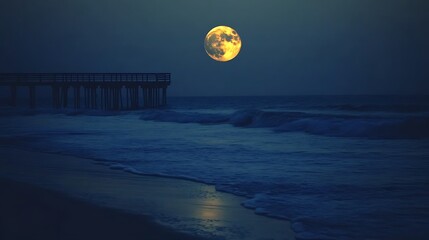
0;73;171;110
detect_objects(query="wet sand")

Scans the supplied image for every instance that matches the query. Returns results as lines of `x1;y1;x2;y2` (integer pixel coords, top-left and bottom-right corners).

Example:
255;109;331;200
0;147;295;240
0;178;201;240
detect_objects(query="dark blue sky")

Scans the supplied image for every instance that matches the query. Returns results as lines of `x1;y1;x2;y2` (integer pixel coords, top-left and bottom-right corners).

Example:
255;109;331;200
1;0;428;96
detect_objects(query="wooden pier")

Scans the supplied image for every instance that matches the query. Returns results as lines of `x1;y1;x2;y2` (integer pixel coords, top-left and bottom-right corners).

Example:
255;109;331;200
0;73;171;110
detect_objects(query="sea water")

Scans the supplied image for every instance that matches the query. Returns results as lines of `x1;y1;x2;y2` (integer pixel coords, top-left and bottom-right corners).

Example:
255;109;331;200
0;95;429;239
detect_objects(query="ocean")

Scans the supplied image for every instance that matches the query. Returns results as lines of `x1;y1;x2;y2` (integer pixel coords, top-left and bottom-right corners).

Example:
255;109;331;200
1;95;429;239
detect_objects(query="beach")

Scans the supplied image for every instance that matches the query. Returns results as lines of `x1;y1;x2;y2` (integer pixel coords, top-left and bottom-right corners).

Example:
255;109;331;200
0;178;202;240
0;95;428;239
0;147;295;240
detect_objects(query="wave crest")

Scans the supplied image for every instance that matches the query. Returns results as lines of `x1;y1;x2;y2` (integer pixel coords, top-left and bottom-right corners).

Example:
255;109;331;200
139;110;429;139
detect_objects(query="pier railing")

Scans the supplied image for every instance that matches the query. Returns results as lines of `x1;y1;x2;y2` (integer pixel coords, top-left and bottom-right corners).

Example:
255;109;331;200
0;73;171;85
0;73;171;110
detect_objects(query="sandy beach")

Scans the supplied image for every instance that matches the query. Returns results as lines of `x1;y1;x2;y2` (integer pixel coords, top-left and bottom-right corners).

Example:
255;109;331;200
0;178;202;240
0;147;295;240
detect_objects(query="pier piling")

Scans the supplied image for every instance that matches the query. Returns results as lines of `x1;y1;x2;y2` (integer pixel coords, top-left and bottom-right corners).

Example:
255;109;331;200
0;73;171;110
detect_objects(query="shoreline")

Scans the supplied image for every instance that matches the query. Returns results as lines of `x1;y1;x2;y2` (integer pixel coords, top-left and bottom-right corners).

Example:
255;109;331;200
0;147;295;240
0;177;202;240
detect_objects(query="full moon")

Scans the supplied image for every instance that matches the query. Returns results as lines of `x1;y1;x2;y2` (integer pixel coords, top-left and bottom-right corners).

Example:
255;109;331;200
204;26;241;62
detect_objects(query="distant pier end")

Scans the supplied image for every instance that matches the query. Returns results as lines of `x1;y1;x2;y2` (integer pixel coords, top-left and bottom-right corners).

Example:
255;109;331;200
0;73;171;110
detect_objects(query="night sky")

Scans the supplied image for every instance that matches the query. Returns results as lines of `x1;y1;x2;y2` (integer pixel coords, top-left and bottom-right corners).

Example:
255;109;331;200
1;0;428;96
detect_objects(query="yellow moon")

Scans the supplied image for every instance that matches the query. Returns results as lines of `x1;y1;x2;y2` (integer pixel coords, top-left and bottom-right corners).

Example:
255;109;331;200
204;26;241;62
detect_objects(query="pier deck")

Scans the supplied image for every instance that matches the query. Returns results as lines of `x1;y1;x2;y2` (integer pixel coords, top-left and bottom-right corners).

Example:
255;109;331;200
0;73;171;110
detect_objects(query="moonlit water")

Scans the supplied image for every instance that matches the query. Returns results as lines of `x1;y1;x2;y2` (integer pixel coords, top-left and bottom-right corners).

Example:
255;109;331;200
1;95;429;239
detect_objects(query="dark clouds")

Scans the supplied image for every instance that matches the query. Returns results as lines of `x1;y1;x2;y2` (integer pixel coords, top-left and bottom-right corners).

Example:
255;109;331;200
0;0;428;96
205;34;225;58
221;33;233;42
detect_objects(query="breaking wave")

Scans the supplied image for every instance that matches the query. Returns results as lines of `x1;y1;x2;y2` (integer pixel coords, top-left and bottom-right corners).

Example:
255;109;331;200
139;110;429;139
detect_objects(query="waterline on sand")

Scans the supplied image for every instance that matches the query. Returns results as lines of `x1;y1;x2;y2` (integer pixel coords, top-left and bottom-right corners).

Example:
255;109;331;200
0;147;295;240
